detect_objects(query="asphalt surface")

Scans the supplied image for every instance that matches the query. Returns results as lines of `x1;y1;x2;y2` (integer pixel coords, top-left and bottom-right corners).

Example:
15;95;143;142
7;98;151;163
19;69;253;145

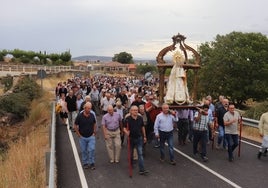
56;115;268;188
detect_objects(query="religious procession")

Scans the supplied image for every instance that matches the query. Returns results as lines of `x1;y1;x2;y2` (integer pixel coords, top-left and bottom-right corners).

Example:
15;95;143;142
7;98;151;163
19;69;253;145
54;34;267;178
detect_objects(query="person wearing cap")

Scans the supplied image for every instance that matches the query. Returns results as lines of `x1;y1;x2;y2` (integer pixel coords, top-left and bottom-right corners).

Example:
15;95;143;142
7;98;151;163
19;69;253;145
193;104;213;162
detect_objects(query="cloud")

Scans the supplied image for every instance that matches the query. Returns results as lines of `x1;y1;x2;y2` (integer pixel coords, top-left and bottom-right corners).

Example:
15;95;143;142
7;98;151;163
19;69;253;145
0;0;268;59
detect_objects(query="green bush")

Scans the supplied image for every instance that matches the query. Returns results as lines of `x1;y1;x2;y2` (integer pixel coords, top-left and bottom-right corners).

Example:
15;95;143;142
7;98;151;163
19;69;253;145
19;56;31;64
0;76;42;119
243;101;268;120
13;76;41;101
135;64;157;75
0;93;31;118
1;75;13;92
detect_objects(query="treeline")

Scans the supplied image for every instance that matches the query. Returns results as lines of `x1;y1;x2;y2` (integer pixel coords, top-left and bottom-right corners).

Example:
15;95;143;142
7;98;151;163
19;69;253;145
0;49;72;65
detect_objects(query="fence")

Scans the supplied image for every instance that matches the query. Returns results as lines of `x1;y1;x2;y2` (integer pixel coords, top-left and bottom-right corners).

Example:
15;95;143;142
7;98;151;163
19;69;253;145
242;117;259;128
0;65;73;76
47;102;56;188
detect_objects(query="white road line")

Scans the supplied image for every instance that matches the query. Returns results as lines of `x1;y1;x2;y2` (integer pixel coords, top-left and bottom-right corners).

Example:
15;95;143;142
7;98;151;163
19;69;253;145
172;145;242;188
66;122;88;188
65;122;259;188
241;139;261;148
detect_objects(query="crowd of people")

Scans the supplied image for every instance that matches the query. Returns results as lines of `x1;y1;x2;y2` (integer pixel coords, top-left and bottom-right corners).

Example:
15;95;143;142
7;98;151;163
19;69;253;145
55;73;267;175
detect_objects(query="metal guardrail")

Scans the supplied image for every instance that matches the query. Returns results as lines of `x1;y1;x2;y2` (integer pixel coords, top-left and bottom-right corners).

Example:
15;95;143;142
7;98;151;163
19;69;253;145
47;102;56;188
242;117;259;128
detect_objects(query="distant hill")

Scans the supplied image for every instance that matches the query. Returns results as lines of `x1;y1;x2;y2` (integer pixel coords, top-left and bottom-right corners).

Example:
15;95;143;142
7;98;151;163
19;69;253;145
72;55;157;64
72;55;112;62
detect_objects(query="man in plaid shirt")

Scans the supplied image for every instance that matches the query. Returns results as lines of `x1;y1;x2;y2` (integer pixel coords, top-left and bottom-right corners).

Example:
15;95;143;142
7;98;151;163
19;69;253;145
193;104;212;162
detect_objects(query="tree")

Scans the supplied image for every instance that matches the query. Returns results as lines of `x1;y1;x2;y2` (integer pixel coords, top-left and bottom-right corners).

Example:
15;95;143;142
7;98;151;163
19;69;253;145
49;53;60;62
136;63;157;75
198;32;268;107
12;49;25;58
60;51;72;62
0;49;8;61
112;52;133;64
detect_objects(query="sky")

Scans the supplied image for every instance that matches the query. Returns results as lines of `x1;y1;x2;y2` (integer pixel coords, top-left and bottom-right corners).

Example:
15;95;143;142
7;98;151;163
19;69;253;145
1;0;268;59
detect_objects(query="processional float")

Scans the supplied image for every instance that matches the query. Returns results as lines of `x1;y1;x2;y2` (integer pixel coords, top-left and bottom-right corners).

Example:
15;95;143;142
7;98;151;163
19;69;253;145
156;33;201;109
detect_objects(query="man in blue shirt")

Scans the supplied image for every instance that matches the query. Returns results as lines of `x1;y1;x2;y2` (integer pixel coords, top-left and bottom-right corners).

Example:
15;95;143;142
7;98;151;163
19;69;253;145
154;103;178;165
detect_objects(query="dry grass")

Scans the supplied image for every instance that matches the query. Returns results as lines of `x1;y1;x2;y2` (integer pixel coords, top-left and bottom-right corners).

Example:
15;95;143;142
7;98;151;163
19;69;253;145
0;125;48;188
0;73;72;188
242;125;261;143
0;88;3;95
37;73;74;91
0;99;50;188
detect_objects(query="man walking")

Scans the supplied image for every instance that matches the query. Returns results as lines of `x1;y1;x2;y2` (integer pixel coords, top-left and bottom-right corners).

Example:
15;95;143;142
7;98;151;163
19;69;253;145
65;90;77;131
257;111;268;159
193;104;212;162
90;86;100;115
223;104;241;162
216;98;229;149
102;105;123;163
124;105;149;175
177;109;193;145
154;103;178;165
74;102;97;170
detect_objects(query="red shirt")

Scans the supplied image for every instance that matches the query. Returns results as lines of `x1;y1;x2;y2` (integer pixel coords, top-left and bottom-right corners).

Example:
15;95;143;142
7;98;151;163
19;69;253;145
145;102;161;123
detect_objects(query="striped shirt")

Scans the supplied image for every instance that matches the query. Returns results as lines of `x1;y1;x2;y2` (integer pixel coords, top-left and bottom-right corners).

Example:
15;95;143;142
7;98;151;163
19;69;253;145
193;111;211;131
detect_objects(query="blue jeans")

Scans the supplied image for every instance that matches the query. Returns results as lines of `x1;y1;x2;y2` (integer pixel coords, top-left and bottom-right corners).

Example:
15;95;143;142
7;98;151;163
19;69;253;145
193;130;207;158
130;136;145;171
79;135;96;165
159;131;174;161
225;134;238;159
217;126;227;148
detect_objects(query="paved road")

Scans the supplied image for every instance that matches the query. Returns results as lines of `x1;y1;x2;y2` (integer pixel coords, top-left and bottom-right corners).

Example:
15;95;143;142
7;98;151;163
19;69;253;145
56;115;268;188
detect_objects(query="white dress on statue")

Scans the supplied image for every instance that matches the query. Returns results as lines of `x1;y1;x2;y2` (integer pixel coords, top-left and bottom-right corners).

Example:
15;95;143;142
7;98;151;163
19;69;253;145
164;51;192;105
